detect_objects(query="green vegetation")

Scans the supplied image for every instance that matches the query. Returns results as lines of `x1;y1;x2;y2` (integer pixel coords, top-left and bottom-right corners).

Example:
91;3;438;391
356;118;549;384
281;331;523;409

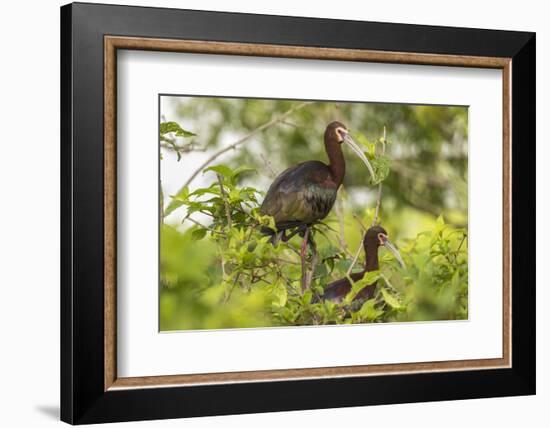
159;98;468;330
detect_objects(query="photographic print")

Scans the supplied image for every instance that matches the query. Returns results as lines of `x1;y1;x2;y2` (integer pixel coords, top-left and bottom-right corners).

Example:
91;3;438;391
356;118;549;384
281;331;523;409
159;96;468;331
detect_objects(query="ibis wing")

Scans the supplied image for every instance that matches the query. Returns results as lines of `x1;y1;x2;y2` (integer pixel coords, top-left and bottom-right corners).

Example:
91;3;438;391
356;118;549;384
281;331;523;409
320;277;352;303
319;271;376;303
260;161;335;228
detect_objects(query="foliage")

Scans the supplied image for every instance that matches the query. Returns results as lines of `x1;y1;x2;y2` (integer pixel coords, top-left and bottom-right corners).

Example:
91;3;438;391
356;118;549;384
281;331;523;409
159;121;197;161
159;99;468;330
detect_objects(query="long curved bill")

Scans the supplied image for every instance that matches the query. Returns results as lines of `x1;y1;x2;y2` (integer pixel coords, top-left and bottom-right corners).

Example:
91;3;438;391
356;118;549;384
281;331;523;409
343;134;376;180
383;239;406;269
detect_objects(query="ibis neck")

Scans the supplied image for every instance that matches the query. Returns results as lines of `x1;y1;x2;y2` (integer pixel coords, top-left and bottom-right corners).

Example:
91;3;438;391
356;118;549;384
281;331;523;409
364;242;380;272
326;142;345;186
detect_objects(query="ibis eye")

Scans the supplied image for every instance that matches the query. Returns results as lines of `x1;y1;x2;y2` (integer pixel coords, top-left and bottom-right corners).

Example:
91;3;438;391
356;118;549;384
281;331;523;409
378;233;387;245
335;127;347;142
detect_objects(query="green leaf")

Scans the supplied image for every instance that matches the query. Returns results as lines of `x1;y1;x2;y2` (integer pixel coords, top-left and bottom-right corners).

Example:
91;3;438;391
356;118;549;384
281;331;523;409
203;164;234;178
302;290;312;305
164;186;189;217
380;287;403;309
359;300;384;321
160;121;196;137
369;155;391;185
272;280;288;307
231;166;256;184
189;186;221;197
344;270;380;304
319;245;341;259
191;228;207;241
352;132;376;157
451;269;460;289
362;270;381;284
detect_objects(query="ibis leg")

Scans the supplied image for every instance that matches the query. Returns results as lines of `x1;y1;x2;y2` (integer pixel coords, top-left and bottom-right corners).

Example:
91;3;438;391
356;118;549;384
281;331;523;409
304;233;318;293
300;227;310;293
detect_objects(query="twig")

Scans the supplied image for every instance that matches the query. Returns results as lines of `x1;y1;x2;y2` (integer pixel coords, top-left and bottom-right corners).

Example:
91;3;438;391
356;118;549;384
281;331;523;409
346;230;367;277
224;272;241;304
160;142;206;153
452;234;467;263
352;212;368;233
177;101;311;192
281;120;298;128
217;173;232;228
372;126;386;226
456;234;467;253
274;258;300;265
380;273;399;294
184;217;224;235
259;153;277;179
316;221;339;234
304;236;318;293
281;241;301;257
315;227;353;258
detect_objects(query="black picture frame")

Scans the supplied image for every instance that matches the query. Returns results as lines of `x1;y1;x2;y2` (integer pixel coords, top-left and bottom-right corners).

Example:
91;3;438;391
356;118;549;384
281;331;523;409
61;2;535;424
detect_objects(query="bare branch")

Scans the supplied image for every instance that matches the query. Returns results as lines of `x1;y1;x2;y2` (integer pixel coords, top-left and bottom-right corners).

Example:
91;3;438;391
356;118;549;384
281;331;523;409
183;217;224;235
259;153;277;179
178;101;312;191
304;236;318;293
281;119;299;128
352;212;367;233
161;142;206;153
346;230;367;277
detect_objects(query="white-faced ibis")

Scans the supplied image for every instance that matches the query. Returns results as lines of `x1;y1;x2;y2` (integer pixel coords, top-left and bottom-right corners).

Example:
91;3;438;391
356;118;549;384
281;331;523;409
260;121;375;242
318;225;405;303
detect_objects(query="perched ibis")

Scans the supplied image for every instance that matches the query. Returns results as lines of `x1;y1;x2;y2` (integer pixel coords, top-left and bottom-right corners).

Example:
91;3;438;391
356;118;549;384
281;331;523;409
260;121;375;242
317;225;405;304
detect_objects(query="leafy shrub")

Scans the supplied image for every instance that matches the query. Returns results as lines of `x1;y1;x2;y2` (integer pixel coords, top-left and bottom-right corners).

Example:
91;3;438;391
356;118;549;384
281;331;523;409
160;151;467;330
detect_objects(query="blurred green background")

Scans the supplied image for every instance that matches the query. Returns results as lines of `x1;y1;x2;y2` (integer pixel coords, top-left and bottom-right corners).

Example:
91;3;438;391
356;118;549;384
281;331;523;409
160;97;468;331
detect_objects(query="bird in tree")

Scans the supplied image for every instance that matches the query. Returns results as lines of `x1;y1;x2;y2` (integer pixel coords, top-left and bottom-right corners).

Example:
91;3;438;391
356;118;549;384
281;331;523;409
317;225;405;304
260;121;375;245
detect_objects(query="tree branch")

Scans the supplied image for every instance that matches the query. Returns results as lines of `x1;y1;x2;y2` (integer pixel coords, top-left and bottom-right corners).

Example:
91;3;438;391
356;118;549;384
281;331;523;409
304;236;318;294
346;230;367;277
352;212;367;233
178;101;312;191
161;142;205;153
183;217;224;235
259;153;277;179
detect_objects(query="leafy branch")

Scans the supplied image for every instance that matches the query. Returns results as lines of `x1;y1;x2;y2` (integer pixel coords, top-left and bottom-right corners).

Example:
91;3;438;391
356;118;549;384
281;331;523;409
160;117;468;328
160;121;198;161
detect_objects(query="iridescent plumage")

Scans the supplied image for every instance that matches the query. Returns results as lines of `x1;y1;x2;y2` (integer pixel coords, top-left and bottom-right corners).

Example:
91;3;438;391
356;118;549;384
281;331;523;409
260;121;373;238
260;160;338;231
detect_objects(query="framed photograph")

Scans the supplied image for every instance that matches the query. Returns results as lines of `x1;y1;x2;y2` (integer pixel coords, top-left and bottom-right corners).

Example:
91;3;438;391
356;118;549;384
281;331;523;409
61;2;535;424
